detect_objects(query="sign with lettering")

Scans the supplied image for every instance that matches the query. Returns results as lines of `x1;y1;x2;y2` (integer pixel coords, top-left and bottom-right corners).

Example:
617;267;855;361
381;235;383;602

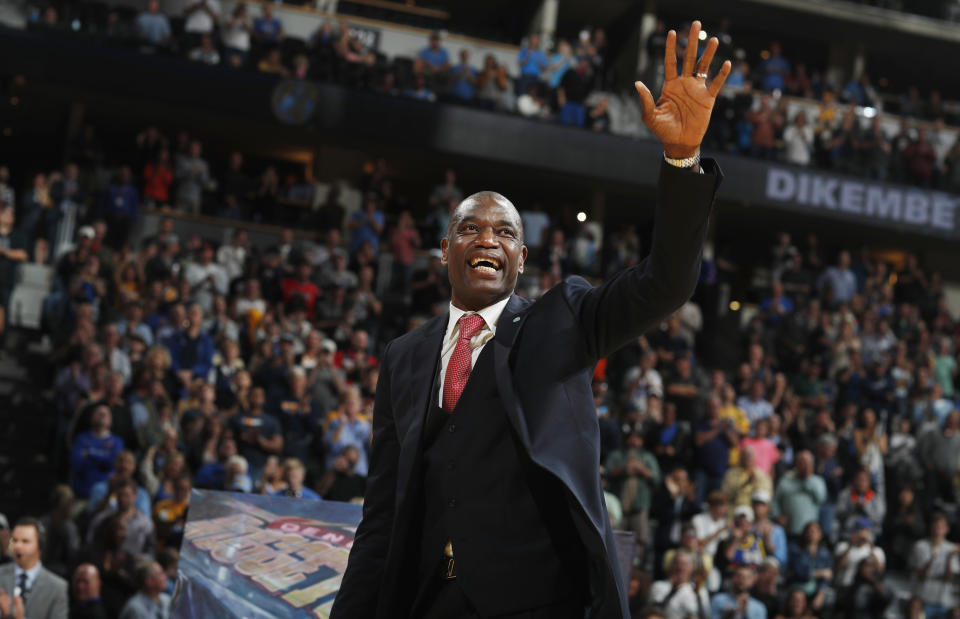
348;24;381;51
759;166;959;237
171;490;361;619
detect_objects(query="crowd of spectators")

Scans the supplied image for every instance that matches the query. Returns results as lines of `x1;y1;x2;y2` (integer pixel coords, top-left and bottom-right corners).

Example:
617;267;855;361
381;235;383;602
5;113;960;619
21;1;960;193
6;3;960;619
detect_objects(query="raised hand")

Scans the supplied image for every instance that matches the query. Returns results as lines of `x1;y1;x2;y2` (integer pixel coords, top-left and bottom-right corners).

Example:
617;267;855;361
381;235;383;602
634;20;732;159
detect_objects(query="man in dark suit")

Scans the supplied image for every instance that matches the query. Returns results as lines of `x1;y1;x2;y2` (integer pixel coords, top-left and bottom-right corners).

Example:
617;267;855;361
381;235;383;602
0;517;69;619
332;21;731;619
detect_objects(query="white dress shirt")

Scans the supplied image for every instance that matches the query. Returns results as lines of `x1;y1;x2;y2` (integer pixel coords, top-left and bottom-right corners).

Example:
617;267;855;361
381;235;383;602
438;297;510;406
13;562;41;596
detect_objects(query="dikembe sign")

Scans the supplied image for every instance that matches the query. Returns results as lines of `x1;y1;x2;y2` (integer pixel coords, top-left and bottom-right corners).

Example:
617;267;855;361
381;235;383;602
761;167;959;236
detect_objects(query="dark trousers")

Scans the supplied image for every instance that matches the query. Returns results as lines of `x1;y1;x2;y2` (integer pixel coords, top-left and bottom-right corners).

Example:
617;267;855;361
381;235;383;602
410;576;585;619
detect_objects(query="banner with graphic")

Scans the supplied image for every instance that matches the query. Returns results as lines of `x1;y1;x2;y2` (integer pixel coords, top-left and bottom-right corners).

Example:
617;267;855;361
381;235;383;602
171;489;361;619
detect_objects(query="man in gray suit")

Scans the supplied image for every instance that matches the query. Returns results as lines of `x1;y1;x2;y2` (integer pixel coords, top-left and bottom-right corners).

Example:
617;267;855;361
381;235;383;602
0;517;69;619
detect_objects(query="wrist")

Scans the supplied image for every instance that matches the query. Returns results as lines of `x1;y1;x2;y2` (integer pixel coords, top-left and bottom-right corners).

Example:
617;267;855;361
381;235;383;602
663;148;701;169
664;145;700;160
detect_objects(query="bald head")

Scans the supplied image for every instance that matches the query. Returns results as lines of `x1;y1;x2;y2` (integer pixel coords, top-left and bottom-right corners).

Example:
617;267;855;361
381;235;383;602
72;563;101;601
447;191;523;244
440;189;528;311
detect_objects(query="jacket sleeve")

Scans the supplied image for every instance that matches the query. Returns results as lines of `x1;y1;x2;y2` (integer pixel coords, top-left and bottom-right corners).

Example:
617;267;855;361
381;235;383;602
330;341;399;619
565;159;722;361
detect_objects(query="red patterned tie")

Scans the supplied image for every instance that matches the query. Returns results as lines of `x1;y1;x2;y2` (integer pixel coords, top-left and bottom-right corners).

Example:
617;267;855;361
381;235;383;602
442;314;486;412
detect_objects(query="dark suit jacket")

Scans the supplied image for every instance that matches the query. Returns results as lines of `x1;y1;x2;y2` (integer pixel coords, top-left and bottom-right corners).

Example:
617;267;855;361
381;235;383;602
0;563;69;619
332;159;722;619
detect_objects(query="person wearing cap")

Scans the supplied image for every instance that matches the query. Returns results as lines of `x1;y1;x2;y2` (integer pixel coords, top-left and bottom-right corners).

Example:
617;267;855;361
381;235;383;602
721;446;772;509
909;511;960;617
750;490;787;567
770;450;826;537
708;564;766;619
833;517;885;589
717;506;767;579
605;429;661;543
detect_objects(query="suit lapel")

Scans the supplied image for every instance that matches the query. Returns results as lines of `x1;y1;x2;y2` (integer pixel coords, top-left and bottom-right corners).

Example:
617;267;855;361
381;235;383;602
394;313;446;505
493;294;533;449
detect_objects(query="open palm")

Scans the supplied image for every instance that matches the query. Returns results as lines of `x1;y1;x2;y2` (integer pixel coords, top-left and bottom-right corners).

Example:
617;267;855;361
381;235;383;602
635;21;732;159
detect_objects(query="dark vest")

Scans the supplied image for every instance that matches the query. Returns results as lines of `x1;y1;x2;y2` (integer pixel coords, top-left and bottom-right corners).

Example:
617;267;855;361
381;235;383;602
412;343;587;617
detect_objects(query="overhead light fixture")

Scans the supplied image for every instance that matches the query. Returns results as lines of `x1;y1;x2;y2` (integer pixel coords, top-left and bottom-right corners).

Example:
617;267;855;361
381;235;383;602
576;211;587;222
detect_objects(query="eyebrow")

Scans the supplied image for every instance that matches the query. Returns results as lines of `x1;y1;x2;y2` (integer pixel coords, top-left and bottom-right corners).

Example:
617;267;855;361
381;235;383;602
459;216;517;229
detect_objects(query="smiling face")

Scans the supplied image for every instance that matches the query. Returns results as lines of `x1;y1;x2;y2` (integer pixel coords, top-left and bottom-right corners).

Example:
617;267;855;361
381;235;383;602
441;192;526;311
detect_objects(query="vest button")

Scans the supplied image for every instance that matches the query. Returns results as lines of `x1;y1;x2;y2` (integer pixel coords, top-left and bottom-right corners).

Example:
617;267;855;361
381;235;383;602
448;424;456;433
447;498;457;508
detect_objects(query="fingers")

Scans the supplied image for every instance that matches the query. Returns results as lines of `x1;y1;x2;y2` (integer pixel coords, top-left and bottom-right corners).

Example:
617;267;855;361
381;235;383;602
634;81;656;124
682;20;701;77
697;37;719;75
664;29;677;80
708;60;733;97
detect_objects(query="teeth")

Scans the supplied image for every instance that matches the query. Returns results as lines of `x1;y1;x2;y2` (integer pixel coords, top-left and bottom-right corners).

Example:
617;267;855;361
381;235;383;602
474;265;497;274
470;257;500;269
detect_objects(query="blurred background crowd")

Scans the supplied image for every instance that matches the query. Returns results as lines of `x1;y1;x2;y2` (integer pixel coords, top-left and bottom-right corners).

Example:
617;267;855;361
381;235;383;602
3;0;960;618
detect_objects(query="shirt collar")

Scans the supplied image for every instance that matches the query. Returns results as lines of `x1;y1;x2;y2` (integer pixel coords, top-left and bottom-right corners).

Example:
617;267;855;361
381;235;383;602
14;562;42;589
446;296;511;342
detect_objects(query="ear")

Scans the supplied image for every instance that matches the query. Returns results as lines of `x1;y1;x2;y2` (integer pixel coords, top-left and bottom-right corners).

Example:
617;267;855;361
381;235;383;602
440;238;449;266
518;245;528;274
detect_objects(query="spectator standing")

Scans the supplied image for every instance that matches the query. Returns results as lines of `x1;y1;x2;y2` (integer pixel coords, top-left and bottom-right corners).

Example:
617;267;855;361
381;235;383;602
817;250;857;307
185;243;228;313
143;150;173;207
516;33;548;96
833;518;885;589
228;386;282;481
782;111;813;167
86;479;155;561
909;512;960;617
389;211;420;293
722;446;772;508
174;141;211;214
740;417;779;477
118;561;169;619
547;39;575;92
415;32;450;78
251;4;283;43
449;49;478;102
70;406;124;500
759;41;790;92
221;4;252;66
694;396;737;506
648;552;710;619
786;521;833;610
100;167;139;250
183;0;220;35
135;0;170;47
905;127;937;187
322;386;371;476
751;491;787;567
0;518;69;619
558;56;592;127
476;55;512;111
605;429;661;542
348;195;384;254
771;451;826;537
736;380;774;428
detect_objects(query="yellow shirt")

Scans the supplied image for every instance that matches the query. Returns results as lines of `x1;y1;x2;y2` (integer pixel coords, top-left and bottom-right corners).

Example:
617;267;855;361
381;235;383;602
721;466;772;507
719;404;750;465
